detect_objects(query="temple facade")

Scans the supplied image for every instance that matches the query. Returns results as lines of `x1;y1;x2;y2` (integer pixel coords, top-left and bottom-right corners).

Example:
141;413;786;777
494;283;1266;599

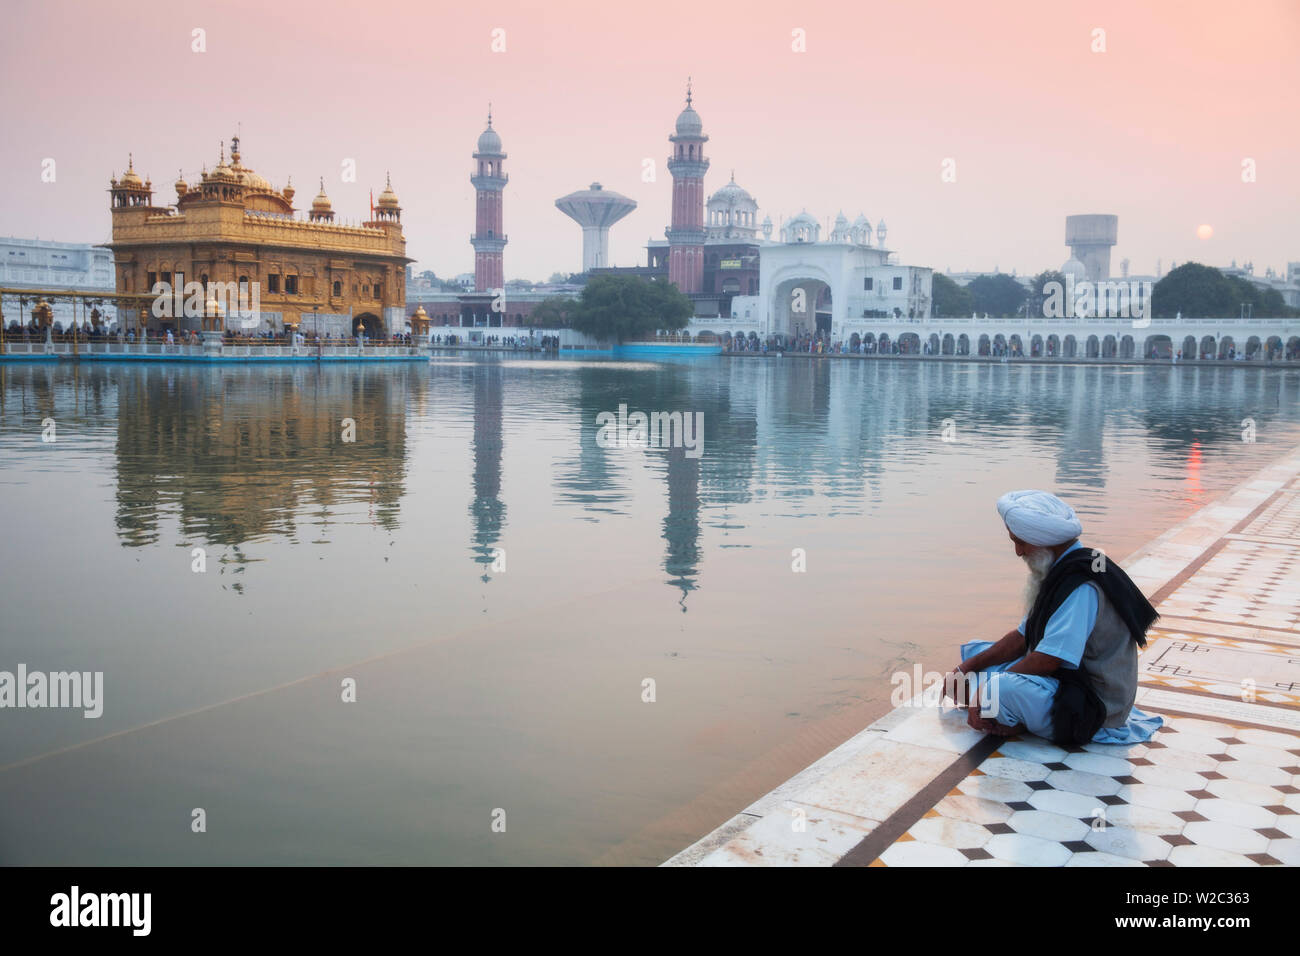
105;135;410;337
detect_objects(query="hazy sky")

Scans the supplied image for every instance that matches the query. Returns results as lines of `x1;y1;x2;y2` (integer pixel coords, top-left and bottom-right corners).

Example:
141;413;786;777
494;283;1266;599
2;0;1297;281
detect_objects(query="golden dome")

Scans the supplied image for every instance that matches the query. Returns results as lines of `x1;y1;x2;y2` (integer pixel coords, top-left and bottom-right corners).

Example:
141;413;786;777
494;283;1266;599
311;178;332;212
174;170;188;197
377;172;400;208
412;305;428;318
120;154;143;187
282;178;295;202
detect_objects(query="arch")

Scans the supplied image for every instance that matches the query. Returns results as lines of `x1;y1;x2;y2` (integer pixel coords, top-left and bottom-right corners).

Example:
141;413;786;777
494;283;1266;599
1008;333;1023;356
1245;335;1262;358
1287;336;1300;361
768;267;835;340
899;332;921;354
992;333;1007;355
878;332;892;353
1101;335;1116;358
927;333;940;354
1086;334;1099;358
942;333;955;355
1143;334;1172;360
957;333;970;355
1046;334;1060;357
1062;334;1077;358
849;332;862;350
862;332;876;352
1218;335;1236;359
332;280;342;296
354;312;382;336
1119;335;1135;359
1181;335;1197;360
978;333;991;356
1200;335;1216;360
1265;335;1283;360
1030;334;1044;357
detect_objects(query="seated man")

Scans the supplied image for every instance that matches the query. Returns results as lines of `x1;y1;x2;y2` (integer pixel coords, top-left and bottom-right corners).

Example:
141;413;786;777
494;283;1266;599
946;489;1163;745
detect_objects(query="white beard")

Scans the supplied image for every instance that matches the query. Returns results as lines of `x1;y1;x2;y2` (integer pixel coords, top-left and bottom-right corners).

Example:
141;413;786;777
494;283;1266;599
1022;547;1056;613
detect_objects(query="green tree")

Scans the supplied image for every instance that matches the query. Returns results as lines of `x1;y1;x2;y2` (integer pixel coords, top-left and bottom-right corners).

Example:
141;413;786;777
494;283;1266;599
569;275;693;343
931;272;974;318
527;296;577;328
967;274;1027;317
1029;270;1067;318
1152;263;1244;318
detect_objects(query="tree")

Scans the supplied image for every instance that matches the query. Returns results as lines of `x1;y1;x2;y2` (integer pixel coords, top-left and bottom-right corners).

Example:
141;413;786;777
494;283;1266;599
931;272;974;317
1028;270;1066;318
966;274;1027;317
546;272;568;285
569;275;693;343
1146;262;1299;317
527;296;577;328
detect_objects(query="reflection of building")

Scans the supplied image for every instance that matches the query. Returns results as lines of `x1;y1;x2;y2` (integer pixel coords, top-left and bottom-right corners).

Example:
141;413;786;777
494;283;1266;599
112;365;408;550
470;363;506;579
106;136;410;337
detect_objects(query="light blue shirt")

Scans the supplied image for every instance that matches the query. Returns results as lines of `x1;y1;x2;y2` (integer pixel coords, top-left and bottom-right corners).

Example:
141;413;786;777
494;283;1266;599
1016;541;1097;670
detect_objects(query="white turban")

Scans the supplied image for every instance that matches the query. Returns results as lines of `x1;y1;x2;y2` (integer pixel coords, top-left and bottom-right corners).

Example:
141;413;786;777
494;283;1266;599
997;490;1082;547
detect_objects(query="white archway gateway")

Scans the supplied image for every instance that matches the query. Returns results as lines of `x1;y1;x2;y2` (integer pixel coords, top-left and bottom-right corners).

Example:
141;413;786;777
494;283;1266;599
717;240;933;341
769;266;835;341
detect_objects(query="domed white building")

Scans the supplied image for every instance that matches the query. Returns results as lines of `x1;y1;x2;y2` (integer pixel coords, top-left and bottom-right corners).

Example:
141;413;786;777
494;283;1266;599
706;174;759;240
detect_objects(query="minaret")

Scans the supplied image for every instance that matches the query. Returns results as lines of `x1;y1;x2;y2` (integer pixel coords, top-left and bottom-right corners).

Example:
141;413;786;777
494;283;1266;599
471;107;508;292
666;80;709;294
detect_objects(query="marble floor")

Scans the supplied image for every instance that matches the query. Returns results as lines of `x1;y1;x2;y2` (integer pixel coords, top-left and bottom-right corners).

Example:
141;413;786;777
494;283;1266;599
665;446;1300;867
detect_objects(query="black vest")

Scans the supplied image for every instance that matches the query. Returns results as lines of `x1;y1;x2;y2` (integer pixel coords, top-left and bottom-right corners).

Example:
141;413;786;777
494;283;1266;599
1023;545;1158;745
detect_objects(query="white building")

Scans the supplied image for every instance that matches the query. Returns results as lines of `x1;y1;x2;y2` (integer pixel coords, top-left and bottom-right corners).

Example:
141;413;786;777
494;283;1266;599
689;209;931;342
1;236;115;328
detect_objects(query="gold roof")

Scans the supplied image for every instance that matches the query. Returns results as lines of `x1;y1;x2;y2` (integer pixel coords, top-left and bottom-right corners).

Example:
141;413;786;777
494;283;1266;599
120;154;144;187
311;178;332;211
376;172;400;208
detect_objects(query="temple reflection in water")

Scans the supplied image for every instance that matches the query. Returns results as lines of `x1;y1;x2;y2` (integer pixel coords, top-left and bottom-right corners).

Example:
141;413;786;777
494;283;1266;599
1;359;1296;605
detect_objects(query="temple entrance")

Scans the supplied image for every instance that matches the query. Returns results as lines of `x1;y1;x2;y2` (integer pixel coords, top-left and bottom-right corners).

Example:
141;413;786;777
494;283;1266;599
771;275;832;341
354;312;383;337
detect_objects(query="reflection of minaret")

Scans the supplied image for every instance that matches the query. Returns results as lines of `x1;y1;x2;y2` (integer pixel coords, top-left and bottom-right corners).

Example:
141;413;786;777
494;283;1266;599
470;362;506;579
662;443;701;608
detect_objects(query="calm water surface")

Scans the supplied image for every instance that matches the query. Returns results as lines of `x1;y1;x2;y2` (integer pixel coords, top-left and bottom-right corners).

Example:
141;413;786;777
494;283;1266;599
1;356;1297;864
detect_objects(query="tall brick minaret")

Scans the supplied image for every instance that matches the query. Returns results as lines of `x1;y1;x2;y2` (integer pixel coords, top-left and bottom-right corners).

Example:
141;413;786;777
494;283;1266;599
666;80;709;294
471;107;507;292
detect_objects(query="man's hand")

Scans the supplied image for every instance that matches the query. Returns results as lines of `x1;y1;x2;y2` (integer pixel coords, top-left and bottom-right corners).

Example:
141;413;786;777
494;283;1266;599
941;666;966;704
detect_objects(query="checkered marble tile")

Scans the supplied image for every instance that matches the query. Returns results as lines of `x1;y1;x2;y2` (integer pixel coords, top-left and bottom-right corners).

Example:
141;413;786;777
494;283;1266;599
1239;489;1300;541
1156;540;1300;632
872;716;1300;866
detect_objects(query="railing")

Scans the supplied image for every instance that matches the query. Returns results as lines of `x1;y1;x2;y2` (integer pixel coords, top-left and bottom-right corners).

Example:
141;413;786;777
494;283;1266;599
0;337;428;359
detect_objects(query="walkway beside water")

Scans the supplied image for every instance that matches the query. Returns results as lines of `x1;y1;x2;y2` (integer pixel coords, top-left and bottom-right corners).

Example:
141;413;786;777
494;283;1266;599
665;443;1300;866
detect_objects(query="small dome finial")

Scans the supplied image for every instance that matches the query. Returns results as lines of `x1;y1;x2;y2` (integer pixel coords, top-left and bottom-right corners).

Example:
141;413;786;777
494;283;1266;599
127;152;134;170
487;103;493;128
686;76;692;107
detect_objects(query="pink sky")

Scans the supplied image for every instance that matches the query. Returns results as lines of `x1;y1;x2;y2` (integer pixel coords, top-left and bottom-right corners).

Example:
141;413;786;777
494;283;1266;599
2;0;1297;281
